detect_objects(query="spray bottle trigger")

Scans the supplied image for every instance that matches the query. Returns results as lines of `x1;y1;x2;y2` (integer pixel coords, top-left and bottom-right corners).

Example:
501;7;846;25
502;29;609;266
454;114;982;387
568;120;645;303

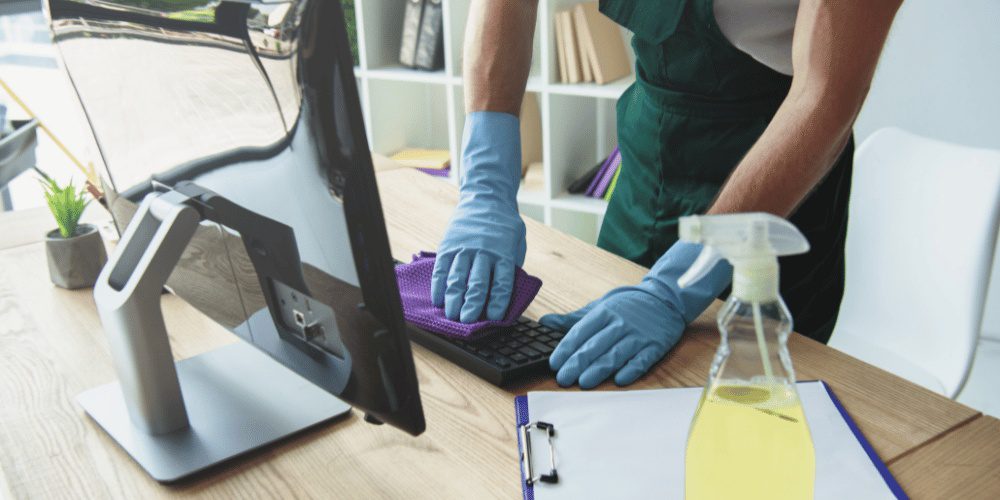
678;246;723;289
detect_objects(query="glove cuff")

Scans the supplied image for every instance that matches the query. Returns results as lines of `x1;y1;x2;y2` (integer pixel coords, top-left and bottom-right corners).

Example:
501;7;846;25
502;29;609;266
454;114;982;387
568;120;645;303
460;111;522;207
641;241;733;324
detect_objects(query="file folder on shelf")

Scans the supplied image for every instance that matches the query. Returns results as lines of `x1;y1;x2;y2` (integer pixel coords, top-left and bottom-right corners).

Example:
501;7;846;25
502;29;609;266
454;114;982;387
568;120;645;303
514;381;907;500
413;0;443;70
399;0;444;70
399;0;423;68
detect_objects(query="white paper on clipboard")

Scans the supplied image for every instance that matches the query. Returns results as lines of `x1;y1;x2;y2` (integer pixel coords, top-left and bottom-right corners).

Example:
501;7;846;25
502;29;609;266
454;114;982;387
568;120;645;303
522;381;900;500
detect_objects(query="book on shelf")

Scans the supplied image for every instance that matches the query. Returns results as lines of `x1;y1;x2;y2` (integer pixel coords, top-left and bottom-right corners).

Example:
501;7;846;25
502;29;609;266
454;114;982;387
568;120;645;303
574;7;594;83
553;1;631;85
603;163;622;201
554;9;569;83
576;2;631;84
584;150;611;196
558;10;582;84
573;23;594;82
584;146;621;199
390;148;450;171
521;161;545;194
568;161;604;195
552;9;569;83
416;166;450;178
519;93;543;175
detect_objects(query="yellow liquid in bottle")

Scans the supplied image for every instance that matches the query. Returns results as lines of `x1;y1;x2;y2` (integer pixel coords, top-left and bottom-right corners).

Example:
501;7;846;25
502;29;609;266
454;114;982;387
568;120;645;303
685;382;815;500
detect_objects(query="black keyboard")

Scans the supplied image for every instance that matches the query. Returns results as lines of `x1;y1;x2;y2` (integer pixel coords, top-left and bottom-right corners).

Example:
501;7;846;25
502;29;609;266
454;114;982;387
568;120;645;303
406;317;565;386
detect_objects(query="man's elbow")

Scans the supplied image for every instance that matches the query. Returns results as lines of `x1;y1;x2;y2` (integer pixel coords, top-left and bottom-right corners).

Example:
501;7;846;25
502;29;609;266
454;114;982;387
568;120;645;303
790;76;870;132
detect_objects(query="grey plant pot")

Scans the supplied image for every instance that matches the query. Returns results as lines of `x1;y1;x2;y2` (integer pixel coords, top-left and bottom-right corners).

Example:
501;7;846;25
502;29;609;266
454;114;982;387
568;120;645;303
45;223;108;289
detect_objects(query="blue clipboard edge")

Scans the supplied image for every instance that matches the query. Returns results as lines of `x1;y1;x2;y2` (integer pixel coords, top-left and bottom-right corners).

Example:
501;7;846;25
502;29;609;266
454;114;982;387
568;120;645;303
514;395;534;500
819;380;909;499
514;382;909;500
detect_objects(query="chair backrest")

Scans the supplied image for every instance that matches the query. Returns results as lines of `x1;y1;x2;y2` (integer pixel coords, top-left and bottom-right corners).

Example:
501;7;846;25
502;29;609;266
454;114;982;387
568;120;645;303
832;128;1000;397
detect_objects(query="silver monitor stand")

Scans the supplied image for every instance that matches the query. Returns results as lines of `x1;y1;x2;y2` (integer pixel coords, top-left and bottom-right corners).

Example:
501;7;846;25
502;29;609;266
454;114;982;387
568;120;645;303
77;190;351;483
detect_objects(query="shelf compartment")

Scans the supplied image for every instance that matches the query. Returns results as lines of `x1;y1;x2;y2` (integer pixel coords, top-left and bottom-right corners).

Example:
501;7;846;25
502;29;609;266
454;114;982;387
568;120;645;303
550;193;608;215
545;93;618;199
550;206;601;245
367;80;450;160
519;203;546;224
517;187;548;206
356;0;404;70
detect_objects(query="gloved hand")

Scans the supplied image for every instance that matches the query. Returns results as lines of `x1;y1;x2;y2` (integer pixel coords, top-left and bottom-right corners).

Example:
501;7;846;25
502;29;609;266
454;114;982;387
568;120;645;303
432;111;526;323
541;241;731;388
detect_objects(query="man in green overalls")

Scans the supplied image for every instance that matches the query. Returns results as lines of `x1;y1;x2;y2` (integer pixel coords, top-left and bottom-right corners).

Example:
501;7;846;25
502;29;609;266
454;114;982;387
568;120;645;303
432;1;902;388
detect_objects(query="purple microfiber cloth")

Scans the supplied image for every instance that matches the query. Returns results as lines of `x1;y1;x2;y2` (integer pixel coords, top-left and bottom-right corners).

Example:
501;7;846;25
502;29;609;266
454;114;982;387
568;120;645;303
395;251;543;339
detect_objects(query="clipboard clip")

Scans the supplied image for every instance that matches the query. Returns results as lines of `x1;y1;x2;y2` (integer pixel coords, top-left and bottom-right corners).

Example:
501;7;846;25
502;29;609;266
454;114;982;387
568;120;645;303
518;421;558;486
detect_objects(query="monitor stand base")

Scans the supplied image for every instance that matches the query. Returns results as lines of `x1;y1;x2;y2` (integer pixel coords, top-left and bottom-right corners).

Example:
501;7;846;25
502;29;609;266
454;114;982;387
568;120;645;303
77;342;351;483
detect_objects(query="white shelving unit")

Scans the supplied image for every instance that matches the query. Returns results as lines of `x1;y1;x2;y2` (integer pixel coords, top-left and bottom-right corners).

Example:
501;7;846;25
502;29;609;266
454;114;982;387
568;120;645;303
351;0;635;244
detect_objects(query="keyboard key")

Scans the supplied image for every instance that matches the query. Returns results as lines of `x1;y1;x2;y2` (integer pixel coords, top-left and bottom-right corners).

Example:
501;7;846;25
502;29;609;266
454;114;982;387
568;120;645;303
526;320;542;329
495;356;512;368
515;325;530;333
549;331;566;340
498;347;515;356
530;342;553;354
535;334;551;342
517;318;532;325
519;346;540;357
510;352;528;363
546;339;561;348
538;326;553;334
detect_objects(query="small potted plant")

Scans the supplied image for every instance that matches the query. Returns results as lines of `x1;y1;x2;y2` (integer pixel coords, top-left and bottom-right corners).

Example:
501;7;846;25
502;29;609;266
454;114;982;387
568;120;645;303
38;169;107;289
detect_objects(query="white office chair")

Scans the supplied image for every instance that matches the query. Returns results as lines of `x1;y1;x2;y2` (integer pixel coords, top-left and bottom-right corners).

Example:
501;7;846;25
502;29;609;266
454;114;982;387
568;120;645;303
828;128;1000;398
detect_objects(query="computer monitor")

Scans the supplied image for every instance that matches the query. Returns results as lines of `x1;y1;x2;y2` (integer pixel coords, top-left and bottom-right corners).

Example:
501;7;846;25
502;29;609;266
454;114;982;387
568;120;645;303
48;0;425;480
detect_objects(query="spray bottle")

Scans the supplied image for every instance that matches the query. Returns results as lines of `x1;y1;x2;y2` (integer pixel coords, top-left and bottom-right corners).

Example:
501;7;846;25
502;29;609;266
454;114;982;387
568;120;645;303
678;213;815;499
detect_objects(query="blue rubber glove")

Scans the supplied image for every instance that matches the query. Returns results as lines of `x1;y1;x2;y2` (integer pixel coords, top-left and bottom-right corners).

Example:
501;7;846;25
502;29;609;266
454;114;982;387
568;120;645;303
541;241;732;388
432;112;526;323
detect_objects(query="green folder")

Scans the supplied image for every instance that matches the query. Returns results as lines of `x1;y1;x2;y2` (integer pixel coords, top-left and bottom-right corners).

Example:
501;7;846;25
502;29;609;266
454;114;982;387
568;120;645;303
603;164;622;201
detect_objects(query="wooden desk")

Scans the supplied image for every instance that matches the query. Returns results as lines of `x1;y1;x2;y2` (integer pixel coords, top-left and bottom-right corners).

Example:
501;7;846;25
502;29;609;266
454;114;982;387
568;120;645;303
0;168;995;499
889;415;1000;499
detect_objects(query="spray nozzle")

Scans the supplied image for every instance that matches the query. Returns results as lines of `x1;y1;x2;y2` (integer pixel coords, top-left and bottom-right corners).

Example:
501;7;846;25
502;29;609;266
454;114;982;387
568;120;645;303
677;213;810;300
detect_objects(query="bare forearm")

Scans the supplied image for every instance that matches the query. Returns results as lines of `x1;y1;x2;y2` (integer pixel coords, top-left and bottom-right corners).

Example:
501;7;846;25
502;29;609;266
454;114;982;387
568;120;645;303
463;0;538;115
708;0;901;217
707;92;856;216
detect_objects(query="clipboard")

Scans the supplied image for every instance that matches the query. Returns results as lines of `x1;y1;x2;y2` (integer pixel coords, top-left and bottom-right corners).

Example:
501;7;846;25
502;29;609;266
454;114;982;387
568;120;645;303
515;381;908;500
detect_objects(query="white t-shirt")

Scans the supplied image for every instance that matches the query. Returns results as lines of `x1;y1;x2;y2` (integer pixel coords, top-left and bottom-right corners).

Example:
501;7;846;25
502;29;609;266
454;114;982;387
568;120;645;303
713;0;799;76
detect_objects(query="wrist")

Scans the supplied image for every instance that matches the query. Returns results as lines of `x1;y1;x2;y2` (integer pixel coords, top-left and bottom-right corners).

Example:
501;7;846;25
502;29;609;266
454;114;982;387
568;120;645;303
642;241;732;324
460;111;522;202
